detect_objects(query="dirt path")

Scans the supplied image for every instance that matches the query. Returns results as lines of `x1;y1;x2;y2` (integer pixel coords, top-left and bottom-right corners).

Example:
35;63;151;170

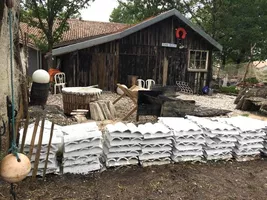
1;160;267;200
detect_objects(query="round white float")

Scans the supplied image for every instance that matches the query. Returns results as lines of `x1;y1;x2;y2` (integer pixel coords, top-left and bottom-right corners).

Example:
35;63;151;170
0;153;31;183
32;69;50;84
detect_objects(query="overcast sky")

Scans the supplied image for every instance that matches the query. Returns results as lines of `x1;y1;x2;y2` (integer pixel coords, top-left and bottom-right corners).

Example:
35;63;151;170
80;0;119;22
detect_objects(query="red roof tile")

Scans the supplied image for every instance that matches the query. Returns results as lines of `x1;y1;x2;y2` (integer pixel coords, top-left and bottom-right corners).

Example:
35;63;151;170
20;19;131;49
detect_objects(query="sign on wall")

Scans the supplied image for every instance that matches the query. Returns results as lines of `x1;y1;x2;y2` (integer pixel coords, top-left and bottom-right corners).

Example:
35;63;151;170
162;43;177;48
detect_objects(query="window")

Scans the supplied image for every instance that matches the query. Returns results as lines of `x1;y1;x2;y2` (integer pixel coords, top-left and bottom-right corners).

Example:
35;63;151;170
188;50;209;72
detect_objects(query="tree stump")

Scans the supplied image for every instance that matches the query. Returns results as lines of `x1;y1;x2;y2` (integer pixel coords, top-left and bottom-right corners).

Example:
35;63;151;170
90;100;116;121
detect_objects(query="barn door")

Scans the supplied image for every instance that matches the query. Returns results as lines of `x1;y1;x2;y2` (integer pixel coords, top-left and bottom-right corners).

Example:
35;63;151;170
166;48;187;85
71;52;79;87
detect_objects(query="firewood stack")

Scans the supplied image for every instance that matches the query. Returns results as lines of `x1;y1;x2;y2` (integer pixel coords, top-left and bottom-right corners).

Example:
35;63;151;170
90;100;116;121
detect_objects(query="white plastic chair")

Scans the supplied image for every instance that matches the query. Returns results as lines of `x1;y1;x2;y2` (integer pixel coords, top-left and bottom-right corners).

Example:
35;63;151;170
136;79;145;88
54;72;66;94
145;79;155;90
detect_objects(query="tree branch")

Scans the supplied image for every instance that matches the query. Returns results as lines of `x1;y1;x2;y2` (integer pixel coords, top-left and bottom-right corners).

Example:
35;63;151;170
32;0;48;36
182;0;205;29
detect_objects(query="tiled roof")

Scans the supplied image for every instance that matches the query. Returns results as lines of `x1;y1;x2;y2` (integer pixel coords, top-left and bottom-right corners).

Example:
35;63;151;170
19;19;131;49
53;9;223;56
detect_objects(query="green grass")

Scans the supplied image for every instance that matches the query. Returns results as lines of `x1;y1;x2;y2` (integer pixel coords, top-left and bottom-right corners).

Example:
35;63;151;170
219;86;239;94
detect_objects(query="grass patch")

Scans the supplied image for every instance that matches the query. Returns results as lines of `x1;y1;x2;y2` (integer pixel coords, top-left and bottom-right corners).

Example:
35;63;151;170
219;86;239;94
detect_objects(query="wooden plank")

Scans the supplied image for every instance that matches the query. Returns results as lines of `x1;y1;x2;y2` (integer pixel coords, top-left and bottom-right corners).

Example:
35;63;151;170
163;56;168;86
20;114;29;153
28;117;40;160
32;118;45;180
43;122;54;179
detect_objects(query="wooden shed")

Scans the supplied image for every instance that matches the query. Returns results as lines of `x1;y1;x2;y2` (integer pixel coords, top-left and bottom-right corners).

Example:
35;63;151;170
52;9;222;93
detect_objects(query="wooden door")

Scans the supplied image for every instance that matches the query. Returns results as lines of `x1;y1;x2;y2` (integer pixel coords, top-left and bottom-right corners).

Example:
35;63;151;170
166;48;187;85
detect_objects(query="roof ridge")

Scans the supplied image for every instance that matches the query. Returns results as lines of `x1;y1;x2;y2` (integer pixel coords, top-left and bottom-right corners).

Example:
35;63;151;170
67;18;129;25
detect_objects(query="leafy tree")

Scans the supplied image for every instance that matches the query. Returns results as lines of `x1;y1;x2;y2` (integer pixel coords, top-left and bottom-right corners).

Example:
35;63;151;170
110;0;188;24
110;0;267;66
21;0;94;68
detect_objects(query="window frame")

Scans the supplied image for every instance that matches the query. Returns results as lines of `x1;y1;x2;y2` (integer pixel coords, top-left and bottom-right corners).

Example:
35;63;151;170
187;50;209;72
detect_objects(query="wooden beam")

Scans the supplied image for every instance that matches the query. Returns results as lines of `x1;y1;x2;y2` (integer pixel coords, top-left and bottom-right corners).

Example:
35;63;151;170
163;56;168;86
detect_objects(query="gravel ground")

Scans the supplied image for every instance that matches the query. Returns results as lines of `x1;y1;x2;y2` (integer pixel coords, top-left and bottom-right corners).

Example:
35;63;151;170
47;92;240;112
45;91;246;126
176;93;246;117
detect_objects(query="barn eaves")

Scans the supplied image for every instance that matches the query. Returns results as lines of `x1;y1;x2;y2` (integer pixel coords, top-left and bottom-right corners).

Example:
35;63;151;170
52;9;223;56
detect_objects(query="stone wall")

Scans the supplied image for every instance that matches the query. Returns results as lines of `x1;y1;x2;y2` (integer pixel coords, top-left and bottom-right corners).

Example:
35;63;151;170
0;1;24;119
0;1;24;154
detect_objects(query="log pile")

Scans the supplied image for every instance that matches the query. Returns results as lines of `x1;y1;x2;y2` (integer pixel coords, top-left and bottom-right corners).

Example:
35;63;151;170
89;100;116;121
234;87;267;112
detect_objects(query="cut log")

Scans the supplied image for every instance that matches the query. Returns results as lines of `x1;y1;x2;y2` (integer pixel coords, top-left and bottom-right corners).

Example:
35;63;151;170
98;101;112;120
107;101;116;118
90;100;116;121
187;107;231;117
235;87;267;111
161;99;195;117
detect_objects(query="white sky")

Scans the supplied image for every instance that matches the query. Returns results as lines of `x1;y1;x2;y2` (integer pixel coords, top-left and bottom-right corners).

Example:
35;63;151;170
80;0;119;22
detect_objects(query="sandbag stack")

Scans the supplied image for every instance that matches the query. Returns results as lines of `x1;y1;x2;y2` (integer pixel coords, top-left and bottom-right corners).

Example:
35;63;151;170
215;116;265;161
138;123;173;167
103;122;142;167
62;122;103;174
19;120;63;176
159;117;204;162
188;116;238;160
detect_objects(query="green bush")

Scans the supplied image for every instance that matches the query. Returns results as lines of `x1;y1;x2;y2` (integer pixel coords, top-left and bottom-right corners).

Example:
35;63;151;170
219;86;239;94
244;77;259;84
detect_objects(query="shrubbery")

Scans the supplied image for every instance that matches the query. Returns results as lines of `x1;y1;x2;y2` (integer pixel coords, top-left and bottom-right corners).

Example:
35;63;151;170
219;86;239;94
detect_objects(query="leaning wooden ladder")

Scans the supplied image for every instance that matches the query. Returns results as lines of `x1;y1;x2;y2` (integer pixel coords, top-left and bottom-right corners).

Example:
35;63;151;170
113;84;139;120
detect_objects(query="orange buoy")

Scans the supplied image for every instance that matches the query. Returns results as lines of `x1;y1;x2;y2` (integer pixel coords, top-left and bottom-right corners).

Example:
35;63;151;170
0;153;31;183
175;27;187;39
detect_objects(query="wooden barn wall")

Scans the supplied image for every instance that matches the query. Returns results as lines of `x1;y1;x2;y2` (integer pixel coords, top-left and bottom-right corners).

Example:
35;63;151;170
119;16;214;93
60;41;119;91
60;16;216;93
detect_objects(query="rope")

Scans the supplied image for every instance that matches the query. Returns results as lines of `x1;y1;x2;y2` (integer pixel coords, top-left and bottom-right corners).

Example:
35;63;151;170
8;6;20;162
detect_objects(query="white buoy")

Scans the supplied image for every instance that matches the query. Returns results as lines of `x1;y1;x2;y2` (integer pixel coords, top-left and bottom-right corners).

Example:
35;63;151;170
0;153;31;183
32;69;50;84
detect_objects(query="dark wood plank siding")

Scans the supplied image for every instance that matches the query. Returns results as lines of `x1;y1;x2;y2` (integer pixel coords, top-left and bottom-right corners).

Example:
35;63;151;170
119;16;214;92
60;41;119;91
59;16;216;93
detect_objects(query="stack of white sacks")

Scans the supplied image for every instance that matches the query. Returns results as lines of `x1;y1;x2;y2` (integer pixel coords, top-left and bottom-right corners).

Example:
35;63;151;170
138;123;173;167
187;116;238;160
158;117;204;162
61;122;103;174
103;122;142;167
215;116;266;161
19;120;63;176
